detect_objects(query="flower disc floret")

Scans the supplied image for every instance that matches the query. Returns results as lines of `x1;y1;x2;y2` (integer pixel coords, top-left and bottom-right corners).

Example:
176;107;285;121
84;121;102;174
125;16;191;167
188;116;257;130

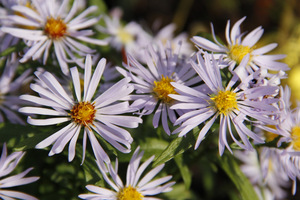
211;90;238;115
44;17;67;39
70;102;96;126
228;44;252;64
153;75;177;104
291;126;300;151
117;185;143;200
117;28;134;45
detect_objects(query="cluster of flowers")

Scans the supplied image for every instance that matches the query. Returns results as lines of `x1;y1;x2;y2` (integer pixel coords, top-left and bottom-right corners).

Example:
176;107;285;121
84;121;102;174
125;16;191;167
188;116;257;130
0;0;299;199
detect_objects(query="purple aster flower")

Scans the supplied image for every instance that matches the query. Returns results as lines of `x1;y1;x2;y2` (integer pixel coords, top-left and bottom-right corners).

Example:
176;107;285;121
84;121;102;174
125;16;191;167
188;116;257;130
170;52;279;155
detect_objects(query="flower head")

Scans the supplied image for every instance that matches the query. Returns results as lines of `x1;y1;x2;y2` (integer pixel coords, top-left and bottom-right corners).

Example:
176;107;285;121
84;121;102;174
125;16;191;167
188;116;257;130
97;14;151;60
0;54;32;125
235;147;290;199
170;52;279;154
19;54;142;163
79;146;175;200
1;0;107;75
0;0;33;52
191;16;289;78
0;143;39;200
117;42;201;134
271;86;300;193
152;23;194;57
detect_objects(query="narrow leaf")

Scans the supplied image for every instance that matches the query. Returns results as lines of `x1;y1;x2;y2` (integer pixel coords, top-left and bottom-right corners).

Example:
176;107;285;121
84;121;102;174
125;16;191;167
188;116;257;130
217;153;260;200
153;127;199;167
174;154;192;189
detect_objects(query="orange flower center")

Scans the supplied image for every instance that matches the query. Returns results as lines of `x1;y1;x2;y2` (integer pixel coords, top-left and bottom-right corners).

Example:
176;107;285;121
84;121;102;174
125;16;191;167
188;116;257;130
70;102;96;127
44;17;67;39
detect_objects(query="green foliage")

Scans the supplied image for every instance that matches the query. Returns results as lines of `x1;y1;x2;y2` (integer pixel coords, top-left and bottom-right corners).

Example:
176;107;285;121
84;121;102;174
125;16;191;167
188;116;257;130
174;154;192;189
153;127;199;167
0;43;26;57
217;153;260;200
88;0;107;15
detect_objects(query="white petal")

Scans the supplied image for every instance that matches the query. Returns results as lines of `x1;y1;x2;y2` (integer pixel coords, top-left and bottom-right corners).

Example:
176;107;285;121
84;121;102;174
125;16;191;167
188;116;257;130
19;107;66;116
191;36;226;52
1;27;47;41
76;36;108;46
241;26;263;47
84;58;106;102
195;114;217;149
252;43;277;55
70;67;81;102
28;117;69;126
230;17;246;44
137;164;164;188
68;125;81;161
0;190;38;200
35;123;75;149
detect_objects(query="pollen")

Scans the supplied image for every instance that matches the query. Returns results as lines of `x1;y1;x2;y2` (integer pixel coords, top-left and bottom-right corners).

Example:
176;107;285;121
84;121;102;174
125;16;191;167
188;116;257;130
153;75;177;104
211;90;238;115
117;186;143;200
70;102;96;127
228;44;252;64
44;17;67;39
117;28;134;45
291;126;300;151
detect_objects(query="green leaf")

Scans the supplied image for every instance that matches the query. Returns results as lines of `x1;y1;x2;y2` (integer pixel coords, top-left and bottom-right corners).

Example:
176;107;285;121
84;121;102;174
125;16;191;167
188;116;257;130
216;153;260;200
75;144;104;185
0;42;26;57
117;137;169;163
159;183;199;200
0;123;50;150
88;0;107;15
174;154;192;189
152;126;199;167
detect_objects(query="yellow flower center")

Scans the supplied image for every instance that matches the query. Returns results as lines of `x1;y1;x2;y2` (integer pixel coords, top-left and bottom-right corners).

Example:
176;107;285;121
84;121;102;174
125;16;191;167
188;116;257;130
44;17;67;39
228;44;252;64
70;102;96;127
117;186;143;200
211;90;238;115
153;75;177;104
117;28;134;45
291;126;300;151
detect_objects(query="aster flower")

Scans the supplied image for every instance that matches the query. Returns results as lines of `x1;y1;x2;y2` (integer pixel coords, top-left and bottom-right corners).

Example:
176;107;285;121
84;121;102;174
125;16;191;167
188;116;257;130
0;0;33;52
169;52;279;154
98;14;150;51
235;147;290;199
0;143;39;200
1;0;107;75
152;23;194;57
273;86;300;193
79;146;175;200
97;12;151;63
19;54;142;163
0;54;32;125
117;42;201;135
191;16;289;78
